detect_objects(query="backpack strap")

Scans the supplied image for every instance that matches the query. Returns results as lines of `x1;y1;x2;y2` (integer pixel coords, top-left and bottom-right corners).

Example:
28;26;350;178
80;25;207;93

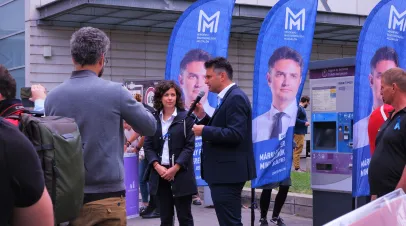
5;115;19;120
3;116;20;127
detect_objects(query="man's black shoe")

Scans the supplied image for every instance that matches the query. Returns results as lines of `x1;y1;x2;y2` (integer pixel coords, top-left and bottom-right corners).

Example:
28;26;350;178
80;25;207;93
140;205;154;217
141;209;160;219
259;218;268;226
139;206;147;214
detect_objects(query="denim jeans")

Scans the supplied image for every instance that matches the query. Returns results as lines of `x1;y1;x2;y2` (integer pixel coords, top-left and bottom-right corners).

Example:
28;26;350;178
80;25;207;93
139;158;149;203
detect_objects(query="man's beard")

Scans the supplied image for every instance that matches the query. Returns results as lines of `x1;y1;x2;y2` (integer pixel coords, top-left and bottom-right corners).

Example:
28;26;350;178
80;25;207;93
98;67;104;77
303;104;308;108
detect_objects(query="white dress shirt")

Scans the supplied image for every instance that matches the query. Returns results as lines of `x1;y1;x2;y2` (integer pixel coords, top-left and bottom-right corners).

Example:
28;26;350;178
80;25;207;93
160;108;177;165
34;99;45;112
217;83;236;105
252;100;298;143
353;106;380;149
197;83;235;121
203;101;215;116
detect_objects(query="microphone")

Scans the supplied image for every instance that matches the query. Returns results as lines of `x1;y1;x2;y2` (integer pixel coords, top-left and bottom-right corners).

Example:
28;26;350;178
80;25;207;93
187;91;205;117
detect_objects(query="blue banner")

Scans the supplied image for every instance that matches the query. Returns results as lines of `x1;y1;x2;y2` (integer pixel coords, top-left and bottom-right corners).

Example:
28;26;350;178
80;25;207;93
251;0;318;188
353;0;406;197
165;0;235;186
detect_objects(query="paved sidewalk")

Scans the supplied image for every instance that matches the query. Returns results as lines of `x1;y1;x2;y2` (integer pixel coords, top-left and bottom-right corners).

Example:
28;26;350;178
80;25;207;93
128;205;312;226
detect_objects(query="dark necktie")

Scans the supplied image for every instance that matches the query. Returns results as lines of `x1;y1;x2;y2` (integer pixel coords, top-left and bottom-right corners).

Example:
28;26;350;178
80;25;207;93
270;112;284;139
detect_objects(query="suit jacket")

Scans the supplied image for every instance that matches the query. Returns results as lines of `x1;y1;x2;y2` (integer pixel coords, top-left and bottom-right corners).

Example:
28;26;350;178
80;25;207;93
144;108;197;197
198;85;256;184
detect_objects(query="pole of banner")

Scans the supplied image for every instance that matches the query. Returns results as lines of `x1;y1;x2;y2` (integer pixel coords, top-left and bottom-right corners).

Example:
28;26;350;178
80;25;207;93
352;197;356;210
251;187;255;226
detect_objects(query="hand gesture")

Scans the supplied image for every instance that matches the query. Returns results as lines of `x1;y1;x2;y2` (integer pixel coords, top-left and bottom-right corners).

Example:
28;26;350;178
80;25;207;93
192;125;205;136
162;167;176;181
193;102;206;119
162;165;180;181
155;164;167;177
30;84;47;102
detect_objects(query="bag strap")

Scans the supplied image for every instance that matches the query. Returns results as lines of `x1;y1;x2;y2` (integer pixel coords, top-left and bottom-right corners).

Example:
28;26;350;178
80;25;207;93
5;115;19;120
0;103;27;117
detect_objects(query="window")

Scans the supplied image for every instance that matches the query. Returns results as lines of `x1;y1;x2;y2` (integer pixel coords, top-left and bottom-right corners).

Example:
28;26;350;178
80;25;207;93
0;0;24;38
0;0;25;98
0;32;25;68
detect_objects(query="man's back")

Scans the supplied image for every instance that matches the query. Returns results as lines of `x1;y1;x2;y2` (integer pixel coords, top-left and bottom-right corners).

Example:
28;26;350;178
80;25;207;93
45;70;156;193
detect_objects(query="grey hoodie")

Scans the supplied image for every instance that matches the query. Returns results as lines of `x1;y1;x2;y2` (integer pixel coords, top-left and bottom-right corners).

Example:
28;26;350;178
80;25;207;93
45;70;156;193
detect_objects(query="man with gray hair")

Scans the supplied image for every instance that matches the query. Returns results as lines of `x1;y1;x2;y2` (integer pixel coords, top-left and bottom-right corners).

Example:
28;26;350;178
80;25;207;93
45;27;156;225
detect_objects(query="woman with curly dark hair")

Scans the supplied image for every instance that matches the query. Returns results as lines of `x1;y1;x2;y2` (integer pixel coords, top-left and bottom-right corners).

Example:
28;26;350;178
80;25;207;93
144;80;197;226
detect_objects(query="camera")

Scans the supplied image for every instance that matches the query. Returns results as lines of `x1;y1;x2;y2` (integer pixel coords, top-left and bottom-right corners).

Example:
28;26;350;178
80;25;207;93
20;87;34;108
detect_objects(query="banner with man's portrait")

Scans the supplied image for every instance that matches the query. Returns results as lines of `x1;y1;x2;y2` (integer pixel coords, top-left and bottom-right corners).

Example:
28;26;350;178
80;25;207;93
353;0;406;197
251;0;318;188
165;0;235;186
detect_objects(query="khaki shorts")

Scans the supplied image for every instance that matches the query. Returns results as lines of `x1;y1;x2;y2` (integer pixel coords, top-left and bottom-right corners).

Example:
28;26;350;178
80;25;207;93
69;197;126;226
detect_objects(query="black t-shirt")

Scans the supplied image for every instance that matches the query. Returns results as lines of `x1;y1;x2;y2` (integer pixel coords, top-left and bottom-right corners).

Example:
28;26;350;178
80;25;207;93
369;108;406;197
0;118;45;224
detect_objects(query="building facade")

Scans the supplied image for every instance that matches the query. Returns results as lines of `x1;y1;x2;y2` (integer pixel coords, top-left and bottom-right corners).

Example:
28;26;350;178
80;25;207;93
1;0;379;150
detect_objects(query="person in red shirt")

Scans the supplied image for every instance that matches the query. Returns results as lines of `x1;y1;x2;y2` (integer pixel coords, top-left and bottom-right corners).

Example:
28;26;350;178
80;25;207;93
368;104;394;155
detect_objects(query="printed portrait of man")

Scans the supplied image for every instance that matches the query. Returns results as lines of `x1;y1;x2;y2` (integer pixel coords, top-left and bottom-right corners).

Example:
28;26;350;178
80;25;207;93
368;46;399;110
178;49;215;116
354;46;399;149
253;46;304;143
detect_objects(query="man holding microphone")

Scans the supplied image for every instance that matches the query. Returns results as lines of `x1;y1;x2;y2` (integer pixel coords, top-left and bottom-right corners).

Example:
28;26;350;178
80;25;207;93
192;57;256;226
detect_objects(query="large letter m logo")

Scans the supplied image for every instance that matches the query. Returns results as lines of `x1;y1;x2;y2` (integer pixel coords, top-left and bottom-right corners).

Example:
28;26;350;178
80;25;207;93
388;5;406;32
285;7;305;31
198;10;220;33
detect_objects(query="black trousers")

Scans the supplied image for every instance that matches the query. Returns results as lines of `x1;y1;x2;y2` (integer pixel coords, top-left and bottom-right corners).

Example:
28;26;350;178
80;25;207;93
157;178;193;226
209;182;245;226
260;186;289;219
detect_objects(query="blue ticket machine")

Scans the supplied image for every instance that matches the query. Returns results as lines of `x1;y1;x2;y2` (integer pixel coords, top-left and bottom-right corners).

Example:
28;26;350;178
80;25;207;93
309;59;356;226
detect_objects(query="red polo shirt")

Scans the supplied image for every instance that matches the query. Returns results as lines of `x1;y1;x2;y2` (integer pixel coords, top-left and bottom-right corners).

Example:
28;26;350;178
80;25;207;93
368;104;394;155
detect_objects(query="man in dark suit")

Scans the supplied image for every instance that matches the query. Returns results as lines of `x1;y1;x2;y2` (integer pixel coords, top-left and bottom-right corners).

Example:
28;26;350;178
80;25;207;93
192;57;256;226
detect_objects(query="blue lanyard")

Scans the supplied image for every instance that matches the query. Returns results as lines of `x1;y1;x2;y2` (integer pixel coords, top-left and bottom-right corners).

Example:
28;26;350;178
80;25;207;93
163;133;170;140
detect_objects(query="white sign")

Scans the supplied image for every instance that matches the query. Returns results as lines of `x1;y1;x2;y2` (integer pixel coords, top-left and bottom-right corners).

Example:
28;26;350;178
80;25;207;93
388;5;406;32
198;10;220;33
312;86;337;112
285;7;306;31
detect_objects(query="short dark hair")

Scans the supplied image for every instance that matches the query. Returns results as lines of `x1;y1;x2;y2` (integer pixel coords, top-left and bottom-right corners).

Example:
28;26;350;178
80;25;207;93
180;49;211;74
300;96;310;103
268;46;303;73
0;65;16;99
382;67;406;92
370;46;399;71
204;57;233;80
153;80;185;112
